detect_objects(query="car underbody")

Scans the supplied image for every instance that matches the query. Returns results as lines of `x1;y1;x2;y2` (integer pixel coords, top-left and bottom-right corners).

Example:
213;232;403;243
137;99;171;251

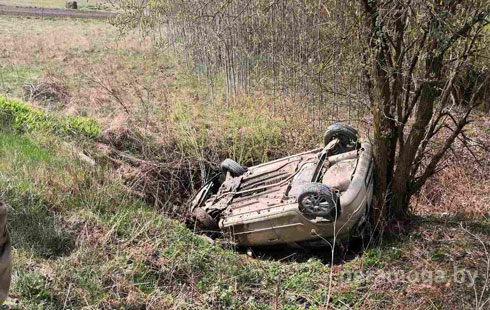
189;124;374;247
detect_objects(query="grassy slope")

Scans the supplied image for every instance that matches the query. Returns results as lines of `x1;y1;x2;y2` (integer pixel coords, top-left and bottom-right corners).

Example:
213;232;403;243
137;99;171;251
0;98;340;308
2;115;489;309
2;98;489;309
0;16;489;309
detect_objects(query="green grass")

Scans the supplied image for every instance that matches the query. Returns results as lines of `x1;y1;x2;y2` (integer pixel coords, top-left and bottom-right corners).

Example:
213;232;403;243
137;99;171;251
0;97;101;139
0;66;42;97
172;99;287;165
0;0;67;8
0;133;50;162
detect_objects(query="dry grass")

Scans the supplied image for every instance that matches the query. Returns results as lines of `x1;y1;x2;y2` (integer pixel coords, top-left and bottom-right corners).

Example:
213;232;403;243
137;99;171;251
0;0;111;10
0;15;355;157
414;115;490;218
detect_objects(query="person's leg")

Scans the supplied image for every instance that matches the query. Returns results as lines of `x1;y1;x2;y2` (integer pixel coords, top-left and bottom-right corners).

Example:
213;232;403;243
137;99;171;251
0;202;11;304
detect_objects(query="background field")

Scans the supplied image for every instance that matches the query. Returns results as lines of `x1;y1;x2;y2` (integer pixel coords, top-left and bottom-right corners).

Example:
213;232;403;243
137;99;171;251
1;15;490;309
0;0;66;8
0;0;111;10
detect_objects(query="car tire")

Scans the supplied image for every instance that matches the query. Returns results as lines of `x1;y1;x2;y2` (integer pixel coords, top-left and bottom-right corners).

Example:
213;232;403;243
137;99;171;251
189;207;218;231
297;183;339;220
323;123;358;154
220;159;246;177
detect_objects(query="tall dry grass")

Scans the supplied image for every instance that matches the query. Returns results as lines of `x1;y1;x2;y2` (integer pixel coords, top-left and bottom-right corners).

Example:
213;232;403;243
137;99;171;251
413;115;490;217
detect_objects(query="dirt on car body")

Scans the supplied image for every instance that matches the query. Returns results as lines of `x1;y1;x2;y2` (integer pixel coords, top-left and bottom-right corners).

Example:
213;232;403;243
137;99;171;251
189;124;374;248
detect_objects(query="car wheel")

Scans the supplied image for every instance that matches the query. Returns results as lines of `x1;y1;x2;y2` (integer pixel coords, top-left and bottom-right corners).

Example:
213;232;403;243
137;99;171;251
323;123;358;154
220;159;246;177
189;207;218;231
297;183;339;220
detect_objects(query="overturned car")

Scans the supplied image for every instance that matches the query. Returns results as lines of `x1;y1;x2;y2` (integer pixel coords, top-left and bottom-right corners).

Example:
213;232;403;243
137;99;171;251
189;124;373;247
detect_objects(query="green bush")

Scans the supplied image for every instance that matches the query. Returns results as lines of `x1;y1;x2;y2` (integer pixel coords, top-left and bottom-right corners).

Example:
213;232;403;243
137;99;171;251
15;272;51;301
0;97;101;139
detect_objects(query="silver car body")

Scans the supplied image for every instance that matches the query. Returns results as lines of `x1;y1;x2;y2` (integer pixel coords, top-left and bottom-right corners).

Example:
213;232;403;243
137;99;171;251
191;142;373;247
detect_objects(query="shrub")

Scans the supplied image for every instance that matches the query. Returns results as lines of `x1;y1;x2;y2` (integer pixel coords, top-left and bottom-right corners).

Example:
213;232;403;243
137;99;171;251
0;97;101;140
